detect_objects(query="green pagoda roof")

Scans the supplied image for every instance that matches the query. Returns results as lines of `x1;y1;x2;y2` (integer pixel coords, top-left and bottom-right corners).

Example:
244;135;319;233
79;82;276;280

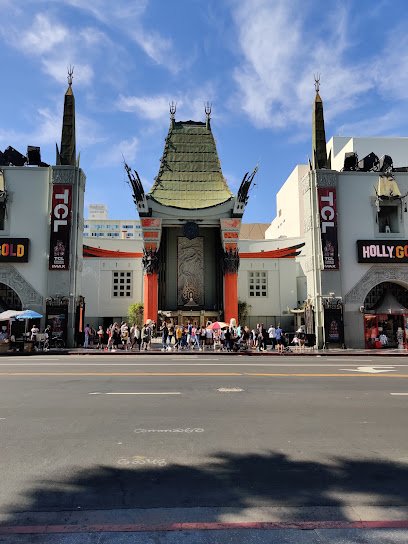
149;120;233;209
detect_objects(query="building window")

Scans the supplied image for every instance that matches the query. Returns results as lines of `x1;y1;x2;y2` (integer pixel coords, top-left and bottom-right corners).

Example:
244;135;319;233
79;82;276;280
113;271;132;298
378;204;399;233
248;271;267;297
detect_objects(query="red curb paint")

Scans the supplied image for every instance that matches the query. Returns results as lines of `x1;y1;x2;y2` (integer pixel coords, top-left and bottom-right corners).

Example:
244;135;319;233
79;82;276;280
1;520;408;534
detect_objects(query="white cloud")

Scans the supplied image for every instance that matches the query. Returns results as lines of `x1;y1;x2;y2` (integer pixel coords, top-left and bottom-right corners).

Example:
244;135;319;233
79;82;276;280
230;0;402;132
63;0;179;72
41;58;94;88
95;136;139;167
117;95;173;120
117;83;218;124
19;13;68;54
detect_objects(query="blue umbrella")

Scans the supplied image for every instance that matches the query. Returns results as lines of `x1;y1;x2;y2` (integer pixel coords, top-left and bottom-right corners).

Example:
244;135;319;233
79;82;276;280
16;310;43;320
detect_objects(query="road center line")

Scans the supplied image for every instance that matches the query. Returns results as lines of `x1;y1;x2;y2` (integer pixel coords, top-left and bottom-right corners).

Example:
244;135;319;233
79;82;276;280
0;362;399;367
90;392;182;395
1;371;408;377
390;393;408;395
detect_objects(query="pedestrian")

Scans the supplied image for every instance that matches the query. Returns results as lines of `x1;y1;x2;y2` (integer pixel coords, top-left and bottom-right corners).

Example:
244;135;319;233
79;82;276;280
297;325;306;351
275;323;284;354
199;326;206;350
174;325;183;351
160;321;169;351
96;325;104;350
268;324;276;351
190;324;200;350
225;327;232;351
141;323;151;351
43;325;51;351
131;324;142;351
167;323;174;349
83;323;91;348
110;322;120;352
121;322;130;350
205;325;213;350
261;323;268;351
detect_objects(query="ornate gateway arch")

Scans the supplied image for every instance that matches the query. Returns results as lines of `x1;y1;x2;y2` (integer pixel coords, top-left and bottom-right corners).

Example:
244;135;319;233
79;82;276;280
345;265;408;304
0;265;43;309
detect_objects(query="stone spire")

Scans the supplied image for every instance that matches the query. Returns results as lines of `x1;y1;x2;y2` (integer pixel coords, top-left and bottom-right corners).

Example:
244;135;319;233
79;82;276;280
311;75;330;170
56;66;76;166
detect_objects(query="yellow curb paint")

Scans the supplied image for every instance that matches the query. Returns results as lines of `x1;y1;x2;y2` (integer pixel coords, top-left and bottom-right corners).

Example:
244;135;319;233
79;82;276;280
0;372;408;378
245;373;408;377
0;372;243;377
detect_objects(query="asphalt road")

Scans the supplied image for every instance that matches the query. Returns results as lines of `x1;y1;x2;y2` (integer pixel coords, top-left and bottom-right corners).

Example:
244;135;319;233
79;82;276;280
0;353;408;543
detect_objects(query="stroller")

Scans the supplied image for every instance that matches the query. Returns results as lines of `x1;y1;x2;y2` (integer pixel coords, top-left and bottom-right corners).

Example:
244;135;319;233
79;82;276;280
282;333;293;353
232;337;248;352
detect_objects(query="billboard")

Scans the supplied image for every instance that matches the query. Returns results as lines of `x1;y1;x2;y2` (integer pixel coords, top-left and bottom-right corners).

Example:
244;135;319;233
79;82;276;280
357;240;408;263
0;238;29;262
49;185;72;270
318;187;339;270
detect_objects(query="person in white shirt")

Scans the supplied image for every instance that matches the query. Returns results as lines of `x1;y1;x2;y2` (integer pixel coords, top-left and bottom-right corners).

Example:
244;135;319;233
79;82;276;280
268;325;276;351
205;327;213;350
30;325;39;341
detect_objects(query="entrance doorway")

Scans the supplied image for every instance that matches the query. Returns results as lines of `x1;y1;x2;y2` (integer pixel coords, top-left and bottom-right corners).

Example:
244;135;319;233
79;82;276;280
363;282;408;348
0;282;22;312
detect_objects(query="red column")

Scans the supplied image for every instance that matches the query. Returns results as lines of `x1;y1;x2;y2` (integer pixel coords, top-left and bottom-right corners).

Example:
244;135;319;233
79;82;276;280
143;272;158;324
224;272;238;324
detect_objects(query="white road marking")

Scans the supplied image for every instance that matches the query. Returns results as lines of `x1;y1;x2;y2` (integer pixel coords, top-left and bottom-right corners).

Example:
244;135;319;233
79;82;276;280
217;387;244;392
341;366;397;374
89;392;181;395
390;393;408;396
0;358;61;361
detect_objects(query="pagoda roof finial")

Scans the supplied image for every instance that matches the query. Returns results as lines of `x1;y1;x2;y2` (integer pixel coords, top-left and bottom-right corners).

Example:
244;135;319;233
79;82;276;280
314;73;320;94
67;65;74;87
205;101;212;129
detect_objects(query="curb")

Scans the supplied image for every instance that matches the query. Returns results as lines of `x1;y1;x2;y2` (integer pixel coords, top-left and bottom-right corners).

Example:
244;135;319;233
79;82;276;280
1;519;408;535
1;348;408;357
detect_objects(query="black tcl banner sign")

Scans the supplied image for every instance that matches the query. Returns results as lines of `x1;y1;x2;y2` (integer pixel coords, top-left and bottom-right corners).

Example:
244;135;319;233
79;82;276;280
49;185;72;270
0;238;29;262
318;187;339;270
357;240;408;263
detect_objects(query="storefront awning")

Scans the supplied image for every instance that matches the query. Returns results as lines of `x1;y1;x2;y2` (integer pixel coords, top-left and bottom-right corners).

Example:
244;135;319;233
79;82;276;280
376;175;402;199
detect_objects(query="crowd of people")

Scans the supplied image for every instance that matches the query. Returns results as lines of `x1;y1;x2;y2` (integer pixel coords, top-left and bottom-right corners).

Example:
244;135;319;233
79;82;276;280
82;320;309;353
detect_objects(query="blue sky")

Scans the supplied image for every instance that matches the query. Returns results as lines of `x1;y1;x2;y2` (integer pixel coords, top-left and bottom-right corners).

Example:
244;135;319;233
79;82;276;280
1;0;408;223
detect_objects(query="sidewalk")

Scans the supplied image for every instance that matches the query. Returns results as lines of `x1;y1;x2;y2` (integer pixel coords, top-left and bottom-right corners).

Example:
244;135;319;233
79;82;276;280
2;336;408;356
1;506;408;543
9;345;408;356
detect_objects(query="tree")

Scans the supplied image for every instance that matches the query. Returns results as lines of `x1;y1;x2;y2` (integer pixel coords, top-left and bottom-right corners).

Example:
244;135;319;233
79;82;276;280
238;300;251;326
127;303;144;327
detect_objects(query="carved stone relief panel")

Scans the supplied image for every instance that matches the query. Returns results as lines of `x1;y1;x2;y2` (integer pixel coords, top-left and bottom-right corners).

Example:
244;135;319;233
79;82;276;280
177;237;204;307
345;265;408;303
52;167;75;185
316;172;337;188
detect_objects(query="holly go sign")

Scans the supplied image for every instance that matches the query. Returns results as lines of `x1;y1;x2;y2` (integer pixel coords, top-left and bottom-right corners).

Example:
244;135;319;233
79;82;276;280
49;185;72;270
357;240;408;263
